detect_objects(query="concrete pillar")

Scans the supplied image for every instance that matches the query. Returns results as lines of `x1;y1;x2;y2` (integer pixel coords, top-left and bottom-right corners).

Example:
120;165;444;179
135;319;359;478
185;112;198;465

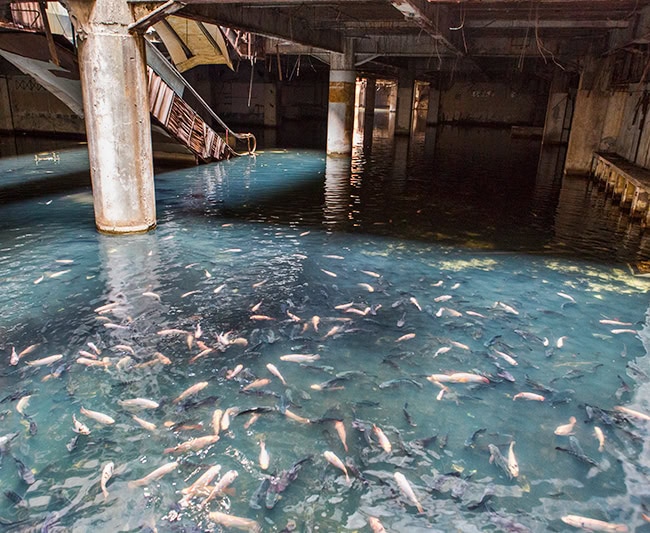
426;81;440;126
363;77;376;135
65;0;155;233
327;40;355;156
542;70;569;145
565;56;620;175
396;71;414;135
323;156;352;229
263;82;278;128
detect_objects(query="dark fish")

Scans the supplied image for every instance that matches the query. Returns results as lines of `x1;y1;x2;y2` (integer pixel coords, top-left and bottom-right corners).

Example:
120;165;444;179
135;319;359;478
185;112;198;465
344;458;369;486
483;335;502;348
549;389;574;406
241;389;281;399
249;477;270;510
0;390;33;404
14;456;35;484
66;436;79;452
524;375;556;394
177;395;220;411
28;420;37;436
402;403;417;427
414;435;437;448
265;456;312;509
583;404;616;426
514;329;545;345
488;444;512;480
378;378;422;389
439;434;448;450
3;490;23;505
555;436;599;467
464;428;487;448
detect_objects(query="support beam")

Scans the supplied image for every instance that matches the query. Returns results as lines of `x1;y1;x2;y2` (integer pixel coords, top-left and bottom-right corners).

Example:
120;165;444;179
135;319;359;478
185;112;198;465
129;0;186;33
64;0;156;233
179;4;343;52
388;0;462;56
327;40;356;155
396;69;414;134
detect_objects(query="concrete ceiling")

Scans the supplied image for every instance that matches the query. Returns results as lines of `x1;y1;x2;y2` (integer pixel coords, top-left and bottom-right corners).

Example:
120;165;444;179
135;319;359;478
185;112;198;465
131;0;650;74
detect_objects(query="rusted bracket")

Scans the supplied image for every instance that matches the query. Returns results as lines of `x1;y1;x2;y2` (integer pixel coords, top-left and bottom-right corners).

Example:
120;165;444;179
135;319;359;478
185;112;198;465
128;0;186;34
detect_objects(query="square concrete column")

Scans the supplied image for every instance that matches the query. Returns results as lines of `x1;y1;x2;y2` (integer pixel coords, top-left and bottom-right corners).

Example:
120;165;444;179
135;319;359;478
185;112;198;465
327;40;356;156
426;82;440;126
264;82;278;128
65;0;155;233
542;70;569;145
363;77;376;134
396;71;414;135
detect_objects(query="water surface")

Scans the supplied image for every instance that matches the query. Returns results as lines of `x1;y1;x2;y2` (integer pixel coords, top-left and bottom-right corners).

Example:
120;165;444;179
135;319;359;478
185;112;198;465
0;124;649;532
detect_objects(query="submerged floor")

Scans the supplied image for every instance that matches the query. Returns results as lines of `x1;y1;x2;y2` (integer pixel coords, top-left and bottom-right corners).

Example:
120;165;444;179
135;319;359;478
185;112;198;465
0;125;649;532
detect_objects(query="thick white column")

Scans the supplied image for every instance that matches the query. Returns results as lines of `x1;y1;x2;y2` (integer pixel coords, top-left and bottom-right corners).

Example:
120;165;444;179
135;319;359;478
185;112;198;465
67;0;155;233
327;40;355;156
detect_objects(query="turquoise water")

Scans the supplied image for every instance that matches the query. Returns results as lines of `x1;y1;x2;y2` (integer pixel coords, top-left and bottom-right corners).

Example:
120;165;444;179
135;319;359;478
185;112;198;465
0;126;649;532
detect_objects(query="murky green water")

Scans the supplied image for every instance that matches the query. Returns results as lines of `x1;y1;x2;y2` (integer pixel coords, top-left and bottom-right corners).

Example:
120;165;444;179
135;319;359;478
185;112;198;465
0;125;649;532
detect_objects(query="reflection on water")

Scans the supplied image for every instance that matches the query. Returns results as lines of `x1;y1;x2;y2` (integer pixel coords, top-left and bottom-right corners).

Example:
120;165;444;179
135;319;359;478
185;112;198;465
0;124;649;532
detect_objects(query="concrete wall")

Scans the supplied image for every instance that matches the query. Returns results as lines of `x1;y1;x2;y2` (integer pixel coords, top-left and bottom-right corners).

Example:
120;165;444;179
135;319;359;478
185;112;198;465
439;81;545;125
0;62;84;135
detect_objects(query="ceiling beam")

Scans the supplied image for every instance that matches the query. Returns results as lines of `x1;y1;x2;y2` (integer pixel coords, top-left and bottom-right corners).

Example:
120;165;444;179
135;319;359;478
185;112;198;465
465;19;630;29
178;4;344;52
387;0;463;56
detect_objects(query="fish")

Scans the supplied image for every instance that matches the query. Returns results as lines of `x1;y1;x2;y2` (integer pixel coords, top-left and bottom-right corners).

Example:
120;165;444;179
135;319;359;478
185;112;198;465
156;328;189;335
117;398;159;410
379;378;422;389
494;349;518;366
464;428;486;448
259;441;270;470
163;435;220;454
220;407;235;431
466;310;486;318
507;441;519;477
323;450;349;483
244;413;261;429
335;302;355;310
9;347;19;366
409;297;422;311
76;357;110;367
613;405;650;421
599;319;633;326
286;310;302;322
495;301;519;315
251;301;263;313
358;283;375;292
311;315;320;331
213;284;226;294
367;517;387;533
25;354;63;367
203;470;239;505
243;379;271;391
266;363;287;385
513;392;545;401
100;462;114;499
181;464;222;500
33;275;44;284
560;515;628;532
334;420;348;452
321;268;337;277
394;472;424;513
557;292;576;303
554;416;577;436
322;325;341;339
113;344;135;355
556;336;568;348
555;436;599;466
94;302;120;314
434;294;453;302
181;290;201;298
79;350;97;359
250;314;274;321
14;456;35;484
142;291;160;300
284;408;311;424
72;414;91;435
488;444;513;480
450;341;470;351
252;279;268;288
173;382;209;404
18;344;40;358
403;403;417;427
373;424;392;453
129;461;178;487
433;346;451;358
611;329;638;335
211;409;223;435
395;333;416;342
280;354;320;363
361;270;381;278
594;426;605;452
132;415;156;431
226;364;244;379
207;511;260;533
80;407;115;425
16;396;30;417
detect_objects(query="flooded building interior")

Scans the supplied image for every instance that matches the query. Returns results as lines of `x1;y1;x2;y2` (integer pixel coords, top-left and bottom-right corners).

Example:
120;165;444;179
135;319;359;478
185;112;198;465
1;1;650;532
